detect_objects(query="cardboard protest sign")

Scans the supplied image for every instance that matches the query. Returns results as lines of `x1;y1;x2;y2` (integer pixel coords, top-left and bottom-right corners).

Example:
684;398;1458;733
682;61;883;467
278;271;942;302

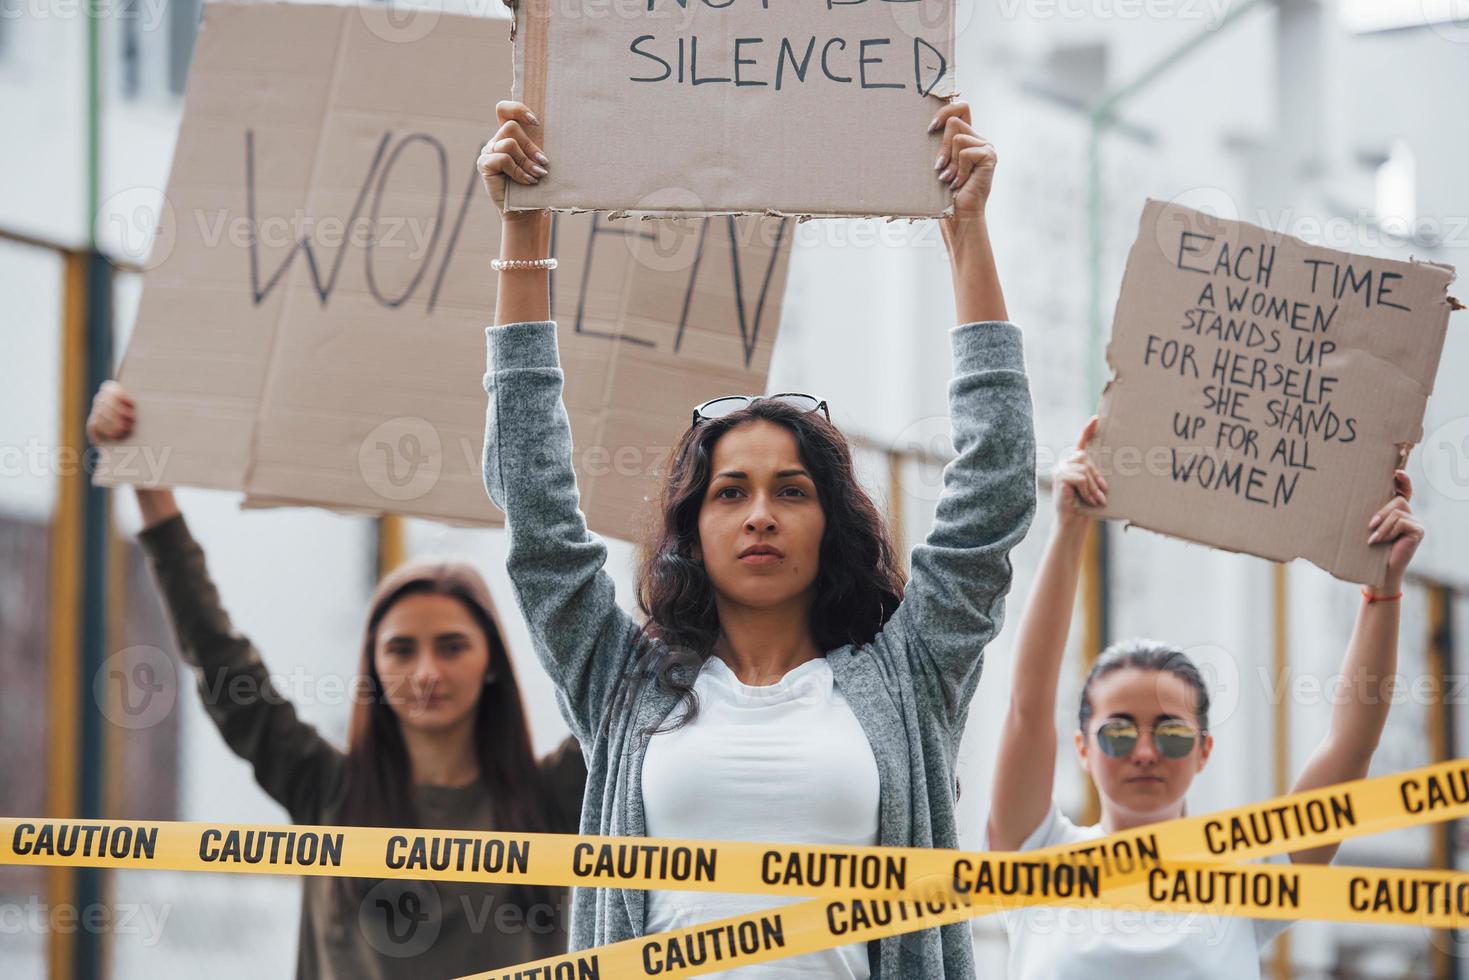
1090;200;1457;586
95;1;794;540
506;0;955;217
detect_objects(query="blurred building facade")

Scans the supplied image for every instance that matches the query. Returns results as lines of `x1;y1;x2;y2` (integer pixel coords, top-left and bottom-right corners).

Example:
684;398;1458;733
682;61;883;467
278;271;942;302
1;0;1467;977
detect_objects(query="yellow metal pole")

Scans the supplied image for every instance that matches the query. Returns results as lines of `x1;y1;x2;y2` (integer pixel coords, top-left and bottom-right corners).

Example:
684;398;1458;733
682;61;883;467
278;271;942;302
377;514;406;579
1079;522;1104;826
47;250;87;980
1427;583;1454;980
886;451;906;560
1271;562;1292;979
104;528;129;796
101;524;130;935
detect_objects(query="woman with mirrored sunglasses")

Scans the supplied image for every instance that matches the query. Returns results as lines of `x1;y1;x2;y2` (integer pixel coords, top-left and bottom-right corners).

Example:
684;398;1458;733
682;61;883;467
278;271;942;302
477;97;1036;978
984;416;1425;979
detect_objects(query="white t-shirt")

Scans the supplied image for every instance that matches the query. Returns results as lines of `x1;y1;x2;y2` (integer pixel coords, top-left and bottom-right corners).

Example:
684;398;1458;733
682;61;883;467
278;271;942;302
641;655;881;979
995;806;1292;979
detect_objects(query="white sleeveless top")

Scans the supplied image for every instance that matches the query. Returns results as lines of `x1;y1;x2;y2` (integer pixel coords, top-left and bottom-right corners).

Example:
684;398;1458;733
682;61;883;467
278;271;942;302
995;805;1292;979
641;655;881;979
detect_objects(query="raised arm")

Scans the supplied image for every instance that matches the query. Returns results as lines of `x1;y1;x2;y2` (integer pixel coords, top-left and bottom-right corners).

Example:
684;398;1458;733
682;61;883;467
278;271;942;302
89;383;342;822
478;105;643;742
987;420;1106;851
88;381;182;528
1289;470;1423;865
479;100;552;328
933;100;1008;326
879;103;1037;727
137;515;343;821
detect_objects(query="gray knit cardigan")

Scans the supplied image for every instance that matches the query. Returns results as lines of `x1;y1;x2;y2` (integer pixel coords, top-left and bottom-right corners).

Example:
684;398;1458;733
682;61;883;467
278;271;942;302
481;318;1036;978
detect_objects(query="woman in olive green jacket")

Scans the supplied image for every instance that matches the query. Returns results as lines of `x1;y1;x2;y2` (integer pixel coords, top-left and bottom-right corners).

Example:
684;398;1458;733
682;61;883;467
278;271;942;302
88;382;586;980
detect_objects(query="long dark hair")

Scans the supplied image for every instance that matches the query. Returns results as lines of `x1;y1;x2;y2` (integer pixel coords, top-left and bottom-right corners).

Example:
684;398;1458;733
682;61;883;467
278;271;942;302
630;399;906;730
1077;638;1212;734
338;558;557;909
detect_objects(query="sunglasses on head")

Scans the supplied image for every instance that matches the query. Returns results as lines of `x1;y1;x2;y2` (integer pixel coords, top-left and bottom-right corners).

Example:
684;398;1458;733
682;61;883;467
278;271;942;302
1093;718;1200;759
690;393;830;428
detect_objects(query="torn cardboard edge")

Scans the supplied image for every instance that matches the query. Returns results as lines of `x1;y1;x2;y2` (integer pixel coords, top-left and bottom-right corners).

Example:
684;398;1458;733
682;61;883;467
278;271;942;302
505;0;959;220
539;206;957;223
509;0;544;136
506;203;959;221
1099;200;1460;405
240;492;507;530
1085;198;1459;588
1084;444;1402;587
1104;514;1387;586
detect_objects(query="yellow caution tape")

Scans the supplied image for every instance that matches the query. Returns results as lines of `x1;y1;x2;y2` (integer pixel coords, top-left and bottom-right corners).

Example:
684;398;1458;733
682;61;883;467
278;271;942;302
5;758;1469;978
454;758;1469;979
0;816;1168;900
460;863;1469;980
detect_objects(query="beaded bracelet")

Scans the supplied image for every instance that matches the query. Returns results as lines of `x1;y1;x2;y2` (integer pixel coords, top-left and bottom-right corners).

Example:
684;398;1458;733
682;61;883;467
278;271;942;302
491;257;557;272
1361;587;1403;603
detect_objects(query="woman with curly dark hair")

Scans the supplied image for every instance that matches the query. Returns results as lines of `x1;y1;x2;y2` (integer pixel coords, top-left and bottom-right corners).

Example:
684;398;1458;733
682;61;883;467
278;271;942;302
477;97;1036;978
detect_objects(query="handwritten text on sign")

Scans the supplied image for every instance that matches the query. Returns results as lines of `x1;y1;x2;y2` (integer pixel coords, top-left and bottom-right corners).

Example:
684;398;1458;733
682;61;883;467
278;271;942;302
95;1;797;540
1091;200;1455;585
510;0;955;215
241;129;786;370
1154;234;1416;507
627;0;950;96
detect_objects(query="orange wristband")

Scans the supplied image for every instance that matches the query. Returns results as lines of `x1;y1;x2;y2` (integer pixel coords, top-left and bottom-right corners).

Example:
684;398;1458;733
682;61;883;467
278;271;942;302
1362;587;1403;603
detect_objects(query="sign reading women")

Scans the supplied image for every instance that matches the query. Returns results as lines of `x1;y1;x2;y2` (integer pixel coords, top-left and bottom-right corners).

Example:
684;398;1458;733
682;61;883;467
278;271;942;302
94;2;793;540
1090;200;1458;586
